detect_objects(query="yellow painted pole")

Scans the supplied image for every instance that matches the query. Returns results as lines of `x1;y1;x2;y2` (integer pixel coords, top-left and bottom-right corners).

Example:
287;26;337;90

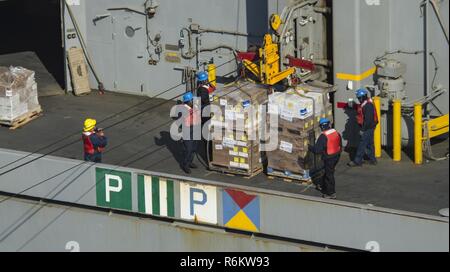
393;100;402;162
414;103;423;165
373;97;382;158
207;64;217;87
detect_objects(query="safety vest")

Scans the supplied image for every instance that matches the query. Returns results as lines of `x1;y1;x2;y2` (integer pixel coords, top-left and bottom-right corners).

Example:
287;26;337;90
322;129;342;156
201;84;216;102
82;132;95;155
357;99;379;126
183;104;201;127
82;132;105;154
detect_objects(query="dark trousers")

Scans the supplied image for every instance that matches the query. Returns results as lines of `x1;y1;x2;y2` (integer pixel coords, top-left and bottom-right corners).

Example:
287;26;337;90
183;139;199;168
354;128;376;165
201;116;212;162
321;155;340;196
84;153;102;163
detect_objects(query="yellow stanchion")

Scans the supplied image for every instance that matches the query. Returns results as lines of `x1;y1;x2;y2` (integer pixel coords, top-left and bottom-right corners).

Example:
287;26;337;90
393;100;402;162
374;97;382;158
414;103;423;165
207;64;217;87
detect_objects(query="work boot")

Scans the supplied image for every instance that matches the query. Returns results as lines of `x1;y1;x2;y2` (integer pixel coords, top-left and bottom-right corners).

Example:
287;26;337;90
315;184;323;193
323;194;337;200
347;161;362;168
189;163;198;169
365;160;378;166
181;165;192;174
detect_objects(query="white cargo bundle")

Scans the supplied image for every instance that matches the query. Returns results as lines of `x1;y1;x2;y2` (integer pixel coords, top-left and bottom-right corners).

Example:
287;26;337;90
268;90;315;120
268;85;332;122
0;66;41;124
296;85;331;116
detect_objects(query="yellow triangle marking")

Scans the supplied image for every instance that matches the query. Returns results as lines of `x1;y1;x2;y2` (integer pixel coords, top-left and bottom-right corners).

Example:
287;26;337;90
225;210;258;232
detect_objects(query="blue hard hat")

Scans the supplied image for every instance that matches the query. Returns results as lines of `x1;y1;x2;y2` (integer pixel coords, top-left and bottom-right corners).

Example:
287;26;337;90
356;88;368;98
197;71;208;82
319;118;331;126
183;92;194;103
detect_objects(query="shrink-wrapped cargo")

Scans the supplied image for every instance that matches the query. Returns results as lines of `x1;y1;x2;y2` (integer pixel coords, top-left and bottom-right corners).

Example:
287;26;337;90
209;80;268;177
266;83;335;181
0;66;42;128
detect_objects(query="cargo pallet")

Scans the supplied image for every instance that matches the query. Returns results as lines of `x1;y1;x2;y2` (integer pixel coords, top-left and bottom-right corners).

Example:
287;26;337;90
208;163;263;179
0;107;43;130
266;167;323;184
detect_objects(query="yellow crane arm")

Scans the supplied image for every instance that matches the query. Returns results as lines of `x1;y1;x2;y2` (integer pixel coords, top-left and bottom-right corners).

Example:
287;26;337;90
426;114;449;139
243;60;261;78
242;34;295;85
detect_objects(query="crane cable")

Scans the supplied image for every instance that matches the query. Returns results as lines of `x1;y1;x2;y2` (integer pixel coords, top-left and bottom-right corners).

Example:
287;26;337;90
0;80;258;246
0;76;256;206
0;57;238;175
64;0;105;94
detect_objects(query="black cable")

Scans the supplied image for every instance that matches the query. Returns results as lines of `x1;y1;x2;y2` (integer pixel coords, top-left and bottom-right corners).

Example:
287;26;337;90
0;120;177;241
0;81;257;247
0;76;268;250
0;45;265;246
0;77;255;206
0;84;176;171
0;94;182;178
0;59;259;210
107;7;146;16
144;0;161;63
0;117;173;206
0;57;237;171
1;144;167;246
65;0;105;93
0;99;252;243
0;57;239;174
429;52;439;89
11;156;184;251
374;50;425;63
374;50;440;87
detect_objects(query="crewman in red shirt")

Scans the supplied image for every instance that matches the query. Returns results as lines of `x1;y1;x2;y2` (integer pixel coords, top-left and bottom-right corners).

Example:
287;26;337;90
82;118;108;163
348;88;379;167
180;92;201;174
309;118;343;199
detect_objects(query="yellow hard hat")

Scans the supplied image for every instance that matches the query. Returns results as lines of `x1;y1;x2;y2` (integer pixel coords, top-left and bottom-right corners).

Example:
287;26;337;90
84;118;97;132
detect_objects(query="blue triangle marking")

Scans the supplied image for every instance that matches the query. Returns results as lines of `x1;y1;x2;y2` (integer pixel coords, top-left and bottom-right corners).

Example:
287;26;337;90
242;197;260;229
223;190;241;224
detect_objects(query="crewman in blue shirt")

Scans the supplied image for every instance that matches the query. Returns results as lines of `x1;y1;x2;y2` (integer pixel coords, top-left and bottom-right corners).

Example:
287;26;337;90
82;118;108;163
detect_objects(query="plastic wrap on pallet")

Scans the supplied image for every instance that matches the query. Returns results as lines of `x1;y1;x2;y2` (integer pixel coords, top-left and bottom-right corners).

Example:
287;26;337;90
268;85;333;123
266;83;333;178
209;80;267;175
212;80;268;132
269;91;315;120
0;66;41;122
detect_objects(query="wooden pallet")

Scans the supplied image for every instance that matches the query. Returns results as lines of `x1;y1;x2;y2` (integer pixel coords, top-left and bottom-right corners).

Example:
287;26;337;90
209;163;263;179
266;167;321;184
0;107;43;130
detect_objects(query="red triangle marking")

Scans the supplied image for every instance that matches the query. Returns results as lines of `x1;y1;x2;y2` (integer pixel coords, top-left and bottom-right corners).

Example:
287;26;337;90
225;189;257;209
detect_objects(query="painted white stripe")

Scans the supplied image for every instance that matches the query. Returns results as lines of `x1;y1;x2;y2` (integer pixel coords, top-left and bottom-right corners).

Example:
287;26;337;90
144;176;153;214
159;179;168;217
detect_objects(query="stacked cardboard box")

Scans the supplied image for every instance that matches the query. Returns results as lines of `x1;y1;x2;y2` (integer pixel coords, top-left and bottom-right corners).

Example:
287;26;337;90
266;84;334;177
0;66;41;123
209;80;268;175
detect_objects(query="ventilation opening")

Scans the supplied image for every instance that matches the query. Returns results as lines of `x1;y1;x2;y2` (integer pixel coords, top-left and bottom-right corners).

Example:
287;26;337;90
0;0;65;91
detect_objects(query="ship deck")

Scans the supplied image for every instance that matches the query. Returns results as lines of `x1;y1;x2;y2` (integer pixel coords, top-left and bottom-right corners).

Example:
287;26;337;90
0;90;448;217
